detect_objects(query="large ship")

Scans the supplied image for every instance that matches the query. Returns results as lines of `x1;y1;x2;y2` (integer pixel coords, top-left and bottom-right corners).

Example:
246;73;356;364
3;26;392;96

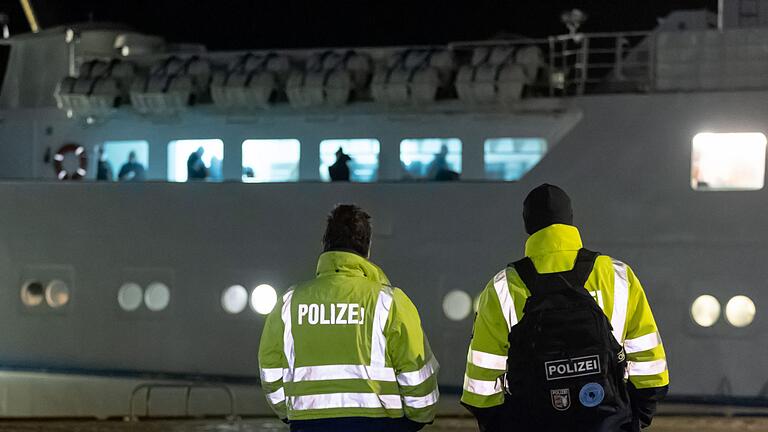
0;0;765;421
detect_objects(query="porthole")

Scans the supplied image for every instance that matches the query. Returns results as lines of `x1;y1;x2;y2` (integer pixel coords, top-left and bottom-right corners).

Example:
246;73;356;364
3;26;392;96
443;290;472;321
20;281;44;307
691;295;721;327
45;280;70;308
222;285;249;314
118;282;144;311
144;282;170;312
725;295;756;328
250;284;278;315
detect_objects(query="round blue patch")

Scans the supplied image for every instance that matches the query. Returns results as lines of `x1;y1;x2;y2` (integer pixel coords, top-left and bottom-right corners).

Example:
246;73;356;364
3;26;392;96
579;383;605;407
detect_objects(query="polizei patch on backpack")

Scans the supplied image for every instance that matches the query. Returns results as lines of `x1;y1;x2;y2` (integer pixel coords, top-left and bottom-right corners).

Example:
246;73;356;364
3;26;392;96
545;355;601;381
550;388;571;411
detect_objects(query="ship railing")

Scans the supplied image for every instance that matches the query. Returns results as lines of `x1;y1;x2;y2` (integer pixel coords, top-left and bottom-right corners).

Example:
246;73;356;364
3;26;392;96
548;31;655;96
451;30;656;97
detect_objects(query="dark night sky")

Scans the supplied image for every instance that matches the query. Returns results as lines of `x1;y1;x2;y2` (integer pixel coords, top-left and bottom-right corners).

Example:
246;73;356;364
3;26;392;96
1;0;717;49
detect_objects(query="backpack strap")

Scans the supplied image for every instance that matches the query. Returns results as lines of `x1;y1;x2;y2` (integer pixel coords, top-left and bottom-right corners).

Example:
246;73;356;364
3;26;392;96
511;257;539;295
511;248;599;296
564;248;600;288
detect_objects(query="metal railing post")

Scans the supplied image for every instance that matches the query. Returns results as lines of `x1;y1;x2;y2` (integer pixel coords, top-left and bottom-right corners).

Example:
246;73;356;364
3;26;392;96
127;382;238;423
579;36;589;95
614;34;624;81
185;386;192;417
562;38;568;94
145;387;152;418
647;32;657;92
548;36;555;97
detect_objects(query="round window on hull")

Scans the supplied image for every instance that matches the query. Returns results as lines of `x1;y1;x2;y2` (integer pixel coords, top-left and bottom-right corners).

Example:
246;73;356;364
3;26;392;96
21;281;45;307
251;284;278;315
144;282;171;312
725;295;756;328
222;285;249;314
691;295;721;327
443;290;472;321
45;280;70;308
118;282;144;311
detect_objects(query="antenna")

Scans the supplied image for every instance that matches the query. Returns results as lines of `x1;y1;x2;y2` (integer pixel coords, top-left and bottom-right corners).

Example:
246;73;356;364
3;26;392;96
561;9;588;36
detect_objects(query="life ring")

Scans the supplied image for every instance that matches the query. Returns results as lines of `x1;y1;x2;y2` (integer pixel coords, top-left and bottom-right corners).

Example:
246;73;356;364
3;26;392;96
53;143;88;180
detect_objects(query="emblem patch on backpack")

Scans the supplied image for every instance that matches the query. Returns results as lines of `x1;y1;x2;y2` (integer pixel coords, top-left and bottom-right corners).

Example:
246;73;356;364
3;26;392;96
579;382;605;407
551;388;571;411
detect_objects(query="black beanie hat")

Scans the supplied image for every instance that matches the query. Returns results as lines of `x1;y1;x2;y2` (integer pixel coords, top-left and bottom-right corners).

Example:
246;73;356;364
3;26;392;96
523;184;573;235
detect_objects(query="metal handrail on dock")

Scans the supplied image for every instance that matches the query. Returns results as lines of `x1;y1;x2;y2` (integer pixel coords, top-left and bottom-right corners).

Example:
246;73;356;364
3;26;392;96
128;382;238;422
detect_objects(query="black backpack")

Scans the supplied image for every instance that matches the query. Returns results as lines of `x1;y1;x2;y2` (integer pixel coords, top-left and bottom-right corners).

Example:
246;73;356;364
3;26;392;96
501;249;632;432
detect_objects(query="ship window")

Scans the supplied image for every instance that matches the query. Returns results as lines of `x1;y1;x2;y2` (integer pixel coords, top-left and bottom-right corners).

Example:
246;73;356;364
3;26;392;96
251;284;278;315
242;139;300;183
20;280;44;307
443;290;472;321
45;280;70;308
484;138;547;181
167;139;224;182
691;133;766;191
118;282;144;311
222;285;249;314
400;138;462;181
102;140;149;182
320;139;380;182
725;295;756;328
691;294;720;327
144;282;170;312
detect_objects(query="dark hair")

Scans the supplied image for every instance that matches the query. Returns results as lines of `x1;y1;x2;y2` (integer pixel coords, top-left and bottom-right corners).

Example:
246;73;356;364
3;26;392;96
322;204;372;257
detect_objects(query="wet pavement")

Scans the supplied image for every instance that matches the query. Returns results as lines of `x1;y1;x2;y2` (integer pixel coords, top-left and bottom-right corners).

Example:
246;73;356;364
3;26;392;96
0;417;767;431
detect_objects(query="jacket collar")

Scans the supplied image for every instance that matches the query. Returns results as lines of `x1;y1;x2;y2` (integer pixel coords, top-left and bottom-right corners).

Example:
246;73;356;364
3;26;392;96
316;251;391;285
525;224;583;257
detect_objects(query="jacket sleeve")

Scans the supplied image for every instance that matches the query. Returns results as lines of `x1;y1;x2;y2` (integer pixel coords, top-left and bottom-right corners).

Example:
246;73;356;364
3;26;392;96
258;295;288;421
386;288;439;425
622;265;669;429
460;274;512;430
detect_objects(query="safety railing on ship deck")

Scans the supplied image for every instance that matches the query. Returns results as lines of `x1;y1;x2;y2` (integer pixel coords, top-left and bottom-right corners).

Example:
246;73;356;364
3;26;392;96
452;31;655;97
548;32;655;96
128;382;238;422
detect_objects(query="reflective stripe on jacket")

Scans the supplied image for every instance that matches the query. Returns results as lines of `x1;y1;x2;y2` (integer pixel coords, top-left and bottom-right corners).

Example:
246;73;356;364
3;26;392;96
259;251;439;424
461;224;669;409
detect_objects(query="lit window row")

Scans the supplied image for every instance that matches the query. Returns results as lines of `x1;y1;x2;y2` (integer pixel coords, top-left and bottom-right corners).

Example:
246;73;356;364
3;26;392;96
21;280;71;308
222;284;278;315
691;294;756;328
118;282;171;312
99;137;547;183
442;289;760;330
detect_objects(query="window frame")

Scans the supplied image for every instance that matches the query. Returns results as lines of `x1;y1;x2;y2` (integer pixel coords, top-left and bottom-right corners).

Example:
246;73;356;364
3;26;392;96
241;138;302;183
319;138;381;182
690;132;767;192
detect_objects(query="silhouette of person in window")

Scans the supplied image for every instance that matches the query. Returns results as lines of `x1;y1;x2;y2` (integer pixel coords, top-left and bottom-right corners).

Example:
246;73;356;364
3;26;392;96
329;147;352;182
118;151;146;181
427;145;459;181
187;147;208;181
209;156;223;181
96;146;113;181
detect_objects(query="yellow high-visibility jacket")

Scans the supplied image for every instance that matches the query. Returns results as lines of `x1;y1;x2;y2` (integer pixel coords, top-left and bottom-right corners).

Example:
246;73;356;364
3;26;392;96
259;251;439;425
462;224;668;427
